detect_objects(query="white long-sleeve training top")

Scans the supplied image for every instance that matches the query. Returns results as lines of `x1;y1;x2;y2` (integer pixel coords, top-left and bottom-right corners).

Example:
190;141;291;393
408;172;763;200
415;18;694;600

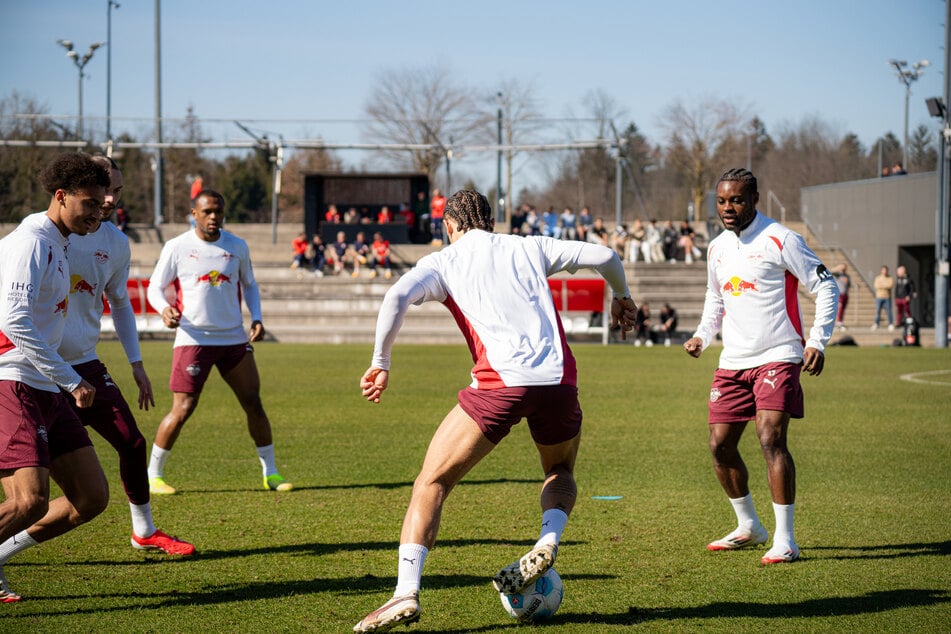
371;230;631;389
147;229;262;347
692;212;839;370
18;213;142;366
0;213;82;392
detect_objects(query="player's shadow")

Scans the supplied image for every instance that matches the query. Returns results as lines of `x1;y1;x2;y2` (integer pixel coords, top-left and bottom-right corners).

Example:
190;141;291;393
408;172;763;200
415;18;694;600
398;588;951;631
554;588;951;625
806;540;951;560
27;537;586;568
180;476;543;494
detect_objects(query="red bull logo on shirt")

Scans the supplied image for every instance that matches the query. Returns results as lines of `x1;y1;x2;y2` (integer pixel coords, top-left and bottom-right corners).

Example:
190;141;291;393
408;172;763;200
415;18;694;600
722;275;758;297
54;296;68;316
196;270;231;287
70;274;98;296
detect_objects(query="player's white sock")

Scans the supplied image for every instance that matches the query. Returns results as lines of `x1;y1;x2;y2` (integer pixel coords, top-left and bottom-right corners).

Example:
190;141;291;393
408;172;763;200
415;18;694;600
729;493;762;531
0;530;38;564
393;543;429;597
130;502;157;538
772;502;795;547
148;445;171;479
256;444;278;477
534;508;569;549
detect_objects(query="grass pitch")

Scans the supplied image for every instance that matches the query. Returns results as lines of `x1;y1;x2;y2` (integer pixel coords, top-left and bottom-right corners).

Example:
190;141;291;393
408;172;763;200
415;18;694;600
1;342;948;632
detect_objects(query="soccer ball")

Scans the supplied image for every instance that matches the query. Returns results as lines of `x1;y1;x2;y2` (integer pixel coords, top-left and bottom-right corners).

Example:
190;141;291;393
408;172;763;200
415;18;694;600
499;568;564;622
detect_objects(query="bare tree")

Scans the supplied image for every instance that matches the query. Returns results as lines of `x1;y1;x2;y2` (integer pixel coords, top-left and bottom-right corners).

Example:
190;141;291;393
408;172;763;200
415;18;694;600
0;93;65;221
363;65;484;187
659;96;750;221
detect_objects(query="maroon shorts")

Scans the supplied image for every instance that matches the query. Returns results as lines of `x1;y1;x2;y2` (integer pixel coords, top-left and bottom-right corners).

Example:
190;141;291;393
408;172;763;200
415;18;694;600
0;381;93;470
708;362;804;424
457;384;582;445
170;343;252;394
72;360;138;430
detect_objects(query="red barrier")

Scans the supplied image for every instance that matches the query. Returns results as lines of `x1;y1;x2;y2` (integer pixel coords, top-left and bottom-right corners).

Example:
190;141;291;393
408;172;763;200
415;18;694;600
548;278;609;344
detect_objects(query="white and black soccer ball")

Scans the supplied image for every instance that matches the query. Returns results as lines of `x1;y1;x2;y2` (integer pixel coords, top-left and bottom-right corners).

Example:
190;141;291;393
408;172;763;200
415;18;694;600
499;568;564;622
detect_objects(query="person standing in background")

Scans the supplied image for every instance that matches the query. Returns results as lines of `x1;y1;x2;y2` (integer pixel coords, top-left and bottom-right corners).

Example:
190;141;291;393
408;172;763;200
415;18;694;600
832;264;851;330
872;266;894;331
893;265;916;327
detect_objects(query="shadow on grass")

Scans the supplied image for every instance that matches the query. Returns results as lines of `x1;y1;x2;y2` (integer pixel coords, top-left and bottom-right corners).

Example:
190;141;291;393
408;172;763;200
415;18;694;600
0;571;611;620
3;586;946;628
176;477;543;494
808;540;951;560
13;537;585;567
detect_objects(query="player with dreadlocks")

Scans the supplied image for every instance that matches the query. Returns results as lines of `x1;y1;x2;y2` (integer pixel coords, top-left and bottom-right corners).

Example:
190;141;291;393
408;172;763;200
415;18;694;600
353;189;638;632
684;167;839;565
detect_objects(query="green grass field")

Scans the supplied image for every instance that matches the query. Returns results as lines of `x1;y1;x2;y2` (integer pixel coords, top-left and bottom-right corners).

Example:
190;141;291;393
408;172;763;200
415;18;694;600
1;342;948;633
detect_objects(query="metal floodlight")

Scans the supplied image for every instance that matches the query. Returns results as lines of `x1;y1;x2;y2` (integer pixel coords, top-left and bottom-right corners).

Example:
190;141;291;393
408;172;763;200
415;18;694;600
57;38;73;51
67;50;78;59
925;97;946;119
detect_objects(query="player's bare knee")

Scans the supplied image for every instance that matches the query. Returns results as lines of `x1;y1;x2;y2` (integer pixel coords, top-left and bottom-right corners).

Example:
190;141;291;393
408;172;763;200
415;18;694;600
75;484;110;521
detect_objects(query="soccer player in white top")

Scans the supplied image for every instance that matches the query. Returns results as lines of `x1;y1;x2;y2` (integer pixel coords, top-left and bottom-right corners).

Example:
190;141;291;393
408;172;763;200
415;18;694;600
353;190;638;632
145;190;292;494
684;168;839;565
0;152;110;602
0;157;195;564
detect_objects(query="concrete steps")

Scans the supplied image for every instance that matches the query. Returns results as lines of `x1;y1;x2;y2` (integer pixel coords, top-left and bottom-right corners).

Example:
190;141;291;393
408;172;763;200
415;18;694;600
109;222;936;347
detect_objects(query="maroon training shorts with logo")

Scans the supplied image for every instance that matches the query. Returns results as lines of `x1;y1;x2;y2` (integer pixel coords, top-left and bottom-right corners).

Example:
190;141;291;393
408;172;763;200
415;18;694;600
169;343;252;394
457;384;582;445
708;361;804;424
0;380;93;470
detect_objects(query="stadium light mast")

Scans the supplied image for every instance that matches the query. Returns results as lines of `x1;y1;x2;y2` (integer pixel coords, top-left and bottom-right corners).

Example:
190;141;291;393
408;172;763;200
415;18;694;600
57;39;104;141
889;58;930;169
153;0;163;227
496;91;504;224
107;0;120;142
930;0;950;348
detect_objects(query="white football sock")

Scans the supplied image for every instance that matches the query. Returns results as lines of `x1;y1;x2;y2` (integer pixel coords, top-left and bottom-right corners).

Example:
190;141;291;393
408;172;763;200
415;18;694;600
256;444;278;477
772;502;796;546
393;543;429;597
148;445;171;479
534;508;569;549
729;493;762;531
130;502;157;538
0;530;38;565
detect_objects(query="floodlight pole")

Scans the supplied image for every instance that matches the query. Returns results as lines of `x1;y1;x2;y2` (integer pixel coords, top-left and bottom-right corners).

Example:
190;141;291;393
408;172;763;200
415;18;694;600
496;92;504;224
107;1;119;141
934;0;950;348
889;57;930;169
153;0;163;227
57;39;104;141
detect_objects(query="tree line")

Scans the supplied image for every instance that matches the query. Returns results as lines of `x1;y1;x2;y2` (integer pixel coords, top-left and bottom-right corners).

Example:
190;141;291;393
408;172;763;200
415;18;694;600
0;67;940;229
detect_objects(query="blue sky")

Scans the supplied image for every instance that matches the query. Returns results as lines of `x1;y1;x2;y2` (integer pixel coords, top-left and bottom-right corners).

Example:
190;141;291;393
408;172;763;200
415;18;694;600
0;0;945;189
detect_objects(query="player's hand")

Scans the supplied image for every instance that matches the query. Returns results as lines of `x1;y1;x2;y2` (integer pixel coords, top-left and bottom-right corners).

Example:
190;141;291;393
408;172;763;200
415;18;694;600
249;320;265;342
162;306;181;329
131;361;155;411
803;347;825;376
360;367;389;403
610;296;638;340
683;337;703;358
71;379;96;409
